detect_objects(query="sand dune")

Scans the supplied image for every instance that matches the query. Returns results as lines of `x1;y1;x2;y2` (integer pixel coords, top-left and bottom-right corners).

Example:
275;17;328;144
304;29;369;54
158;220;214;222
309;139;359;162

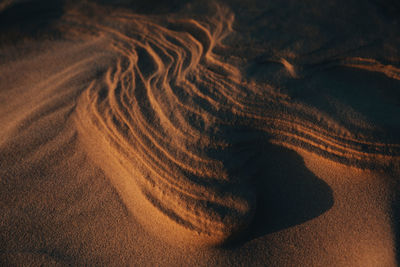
1;0;400;265
72;5;257;245
69;3;399;245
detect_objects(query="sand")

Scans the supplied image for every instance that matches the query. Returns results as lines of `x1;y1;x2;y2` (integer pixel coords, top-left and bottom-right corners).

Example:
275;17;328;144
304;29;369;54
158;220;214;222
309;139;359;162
1;0;400;265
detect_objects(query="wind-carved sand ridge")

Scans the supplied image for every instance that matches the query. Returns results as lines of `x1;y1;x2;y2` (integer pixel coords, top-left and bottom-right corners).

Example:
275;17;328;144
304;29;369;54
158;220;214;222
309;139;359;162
73;5;258;245
70;5;400;246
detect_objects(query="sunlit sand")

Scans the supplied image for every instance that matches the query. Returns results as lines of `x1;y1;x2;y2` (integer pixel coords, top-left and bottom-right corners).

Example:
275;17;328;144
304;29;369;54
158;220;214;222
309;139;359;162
1;0;399;265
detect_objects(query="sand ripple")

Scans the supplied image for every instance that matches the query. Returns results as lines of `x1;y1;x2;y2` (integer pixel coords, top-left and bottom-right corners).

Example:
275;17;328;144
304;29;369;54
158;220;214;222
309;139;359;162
69;4;400;245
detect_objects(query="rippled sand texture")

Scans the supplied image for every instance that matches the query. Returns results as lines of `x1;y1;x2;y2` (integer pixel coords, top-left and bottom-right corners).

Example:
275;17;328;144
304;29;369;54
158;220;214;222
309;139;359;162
66;4;400;245
72;5;258;245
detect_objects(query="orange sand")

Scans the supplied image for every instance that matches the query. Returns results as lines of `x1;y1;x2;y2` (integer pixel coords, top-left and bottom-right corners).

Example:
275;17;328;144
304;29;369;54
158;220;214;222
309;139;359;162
1;0;400;265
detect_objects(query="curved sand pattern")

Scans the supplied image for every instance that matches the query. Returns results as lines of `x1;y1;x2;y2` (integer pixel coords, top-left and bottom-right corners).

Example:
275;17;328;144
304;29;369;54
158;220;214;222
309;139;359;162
61;4;400;245
73;6;257;245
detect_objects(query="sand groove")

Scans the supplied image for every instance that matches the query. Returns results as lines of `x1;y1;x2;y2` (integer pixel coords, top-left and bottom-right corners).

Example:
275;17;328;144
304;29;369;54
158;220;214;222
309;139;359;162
73;6;258;245
70;5;400;245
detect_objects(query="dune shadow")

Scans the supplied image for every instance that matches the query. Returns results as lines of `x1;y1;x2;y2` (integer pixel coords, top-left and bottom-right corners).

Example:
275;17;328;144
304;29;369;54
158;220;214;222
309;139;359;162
0;0;65;44
95;0;186;14
223;131;334;247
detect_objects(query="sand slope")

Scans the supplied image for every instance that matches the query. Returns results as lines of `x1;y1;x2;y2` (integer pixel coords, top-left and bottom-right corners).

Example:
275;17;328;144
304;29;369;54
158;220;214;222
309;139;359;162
1;0;400;265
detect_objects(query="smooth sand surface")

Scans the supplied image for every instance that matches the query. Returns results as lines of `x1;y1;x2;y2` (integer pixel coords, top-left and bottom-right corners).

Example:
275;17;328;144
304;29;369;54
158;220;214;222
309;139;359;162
1;0;400;265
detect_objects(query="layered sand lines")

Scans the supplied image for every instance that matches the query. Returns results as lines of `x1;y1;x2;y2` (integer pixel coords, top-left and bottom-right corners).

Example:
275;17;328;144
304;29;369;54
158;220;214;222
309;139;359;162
69;5;400;245
73;6;257;245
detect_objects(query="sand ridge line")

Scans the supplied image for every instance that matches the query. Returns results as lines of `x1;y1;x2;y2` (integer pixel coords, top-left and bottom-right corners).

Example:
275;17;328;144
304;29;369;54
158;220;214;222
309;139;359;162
67;4;400;245
72;5;256;246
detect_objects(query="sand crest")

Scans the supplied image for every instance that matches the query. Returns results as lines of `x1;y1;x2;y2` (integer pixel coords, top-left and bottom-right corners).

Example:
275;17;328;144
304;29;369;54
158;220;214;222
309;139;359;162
1;0;400;264
67;3;399;245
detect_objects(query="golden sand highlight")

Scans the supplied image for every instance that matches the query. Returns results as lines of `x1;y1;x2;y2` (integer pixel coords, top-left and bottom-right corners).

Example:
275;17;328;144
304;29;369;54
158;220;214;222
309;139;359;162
60;3;400;246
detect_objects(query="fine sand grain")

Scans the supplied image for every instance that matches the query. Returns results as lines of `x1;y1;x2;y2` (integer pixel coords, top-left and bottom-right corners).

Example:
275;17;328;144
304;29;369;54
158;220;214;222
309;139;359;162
1;0;400;265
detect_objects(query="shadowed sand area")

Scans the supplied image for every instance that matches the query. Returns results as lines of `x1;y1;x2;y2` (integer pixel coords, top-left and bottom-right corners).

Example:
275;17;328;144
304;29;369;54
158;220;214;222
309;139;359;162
1;0;400;265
